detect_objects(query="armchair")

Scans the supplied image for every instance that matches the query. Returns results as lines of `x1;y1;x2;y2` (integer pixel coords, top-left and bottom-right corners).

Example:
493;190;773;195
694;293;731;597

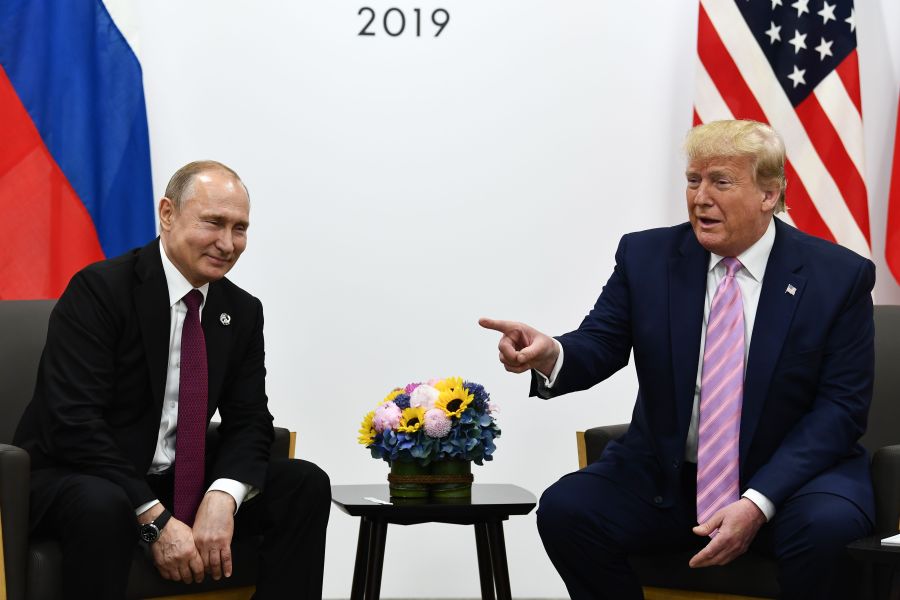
0;300;295;600
576;305;900;600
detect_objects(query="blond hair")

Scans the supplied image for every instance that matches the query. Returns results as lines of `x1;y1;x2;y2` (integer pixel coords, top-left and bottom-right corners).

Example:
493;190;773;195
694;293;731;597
685;120;786;213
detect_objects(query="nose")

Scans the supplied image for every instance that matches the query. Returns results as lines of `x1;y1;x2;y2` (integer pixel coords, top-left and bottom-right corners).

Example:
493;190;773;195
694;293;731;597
692;182;714;206
215;229;234;255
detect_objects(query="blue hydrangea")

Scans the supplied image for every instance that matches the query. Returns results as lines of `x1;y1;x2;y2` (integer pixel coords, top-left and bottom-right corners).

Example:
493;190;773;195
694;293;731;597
465;382;490;413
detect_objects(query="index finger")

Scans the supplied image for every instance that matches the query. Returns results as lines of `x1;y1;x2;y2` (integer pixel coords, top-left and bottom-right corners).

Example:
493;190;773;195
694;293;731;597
207;548;223;580
478;317;517;334
689;535;724;568
190;551;205;583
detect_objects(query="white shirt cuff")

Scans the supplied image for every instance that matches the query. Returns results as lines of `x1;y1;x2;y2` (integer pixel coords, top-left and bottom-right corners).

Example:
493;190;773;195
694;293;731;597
135;499;160;517
208;478;254;514
538;339;564;389
742;488;776;521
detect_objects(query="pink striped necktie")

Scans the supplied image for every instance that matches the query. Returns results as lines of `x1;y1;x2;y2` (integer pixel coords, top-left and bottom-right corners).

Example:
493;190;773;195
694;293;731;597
174;289;208;525
697;257;744;526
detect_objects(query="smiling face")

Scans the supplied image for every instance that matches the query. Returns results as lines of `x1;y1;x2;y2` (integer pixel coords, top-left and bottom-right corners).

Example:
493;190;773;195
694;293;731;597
686;155;778;257
159;169;250;287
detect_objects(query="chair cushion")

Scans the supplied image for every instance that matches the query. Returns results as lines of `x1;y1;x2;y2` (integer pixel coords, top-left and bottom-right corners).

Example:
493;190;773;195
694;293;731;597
26;536;261;600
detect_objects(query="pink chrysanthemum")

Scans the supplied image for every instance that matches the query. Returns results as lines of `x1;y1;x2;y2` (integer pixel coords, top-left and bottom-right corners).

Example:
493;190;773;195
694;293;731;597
424;408;452;438
372;402;402;433
404;382;421;394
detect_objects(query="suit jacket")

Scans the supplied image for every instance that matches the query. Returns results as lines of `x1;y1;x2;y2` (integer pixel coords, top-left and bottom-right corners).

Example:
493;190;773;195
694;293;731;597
536;218;875;522
14;239;275;518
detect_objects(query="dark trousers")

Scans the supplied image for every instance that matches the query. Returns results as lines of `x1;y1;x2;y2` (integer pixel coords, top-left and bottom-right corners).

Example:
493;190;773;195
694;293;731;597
536;464;871;600
30;457;330;600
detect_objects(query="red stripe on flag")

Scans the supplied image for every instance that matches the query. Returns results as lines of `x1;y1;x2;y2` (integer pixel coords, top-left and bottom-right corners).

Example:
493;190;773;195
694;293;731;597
0;66;104;300
835;50;863;116
696;5;835;243
793;92;870;242
887;95;900;285
693;109;702;127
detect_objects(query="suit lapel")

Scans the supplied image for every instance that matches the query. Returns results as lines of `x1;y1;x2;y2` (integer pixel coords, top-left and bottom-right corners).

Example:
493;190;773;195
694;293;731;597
668;231;709;443
202;281;233;417
134;239;171;409
740;219;806;464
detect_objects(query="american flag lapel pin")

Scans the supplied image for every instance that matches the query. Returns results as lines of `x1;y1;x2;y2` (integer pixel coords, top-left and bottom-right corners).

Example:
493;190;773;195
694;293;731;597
785;284;796;296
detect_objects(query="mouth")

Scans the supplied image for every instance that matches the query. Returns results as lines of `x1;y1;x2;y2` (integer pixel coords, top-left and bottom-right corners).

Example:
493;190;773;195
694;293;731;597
696;216;721;229
205;255;231;267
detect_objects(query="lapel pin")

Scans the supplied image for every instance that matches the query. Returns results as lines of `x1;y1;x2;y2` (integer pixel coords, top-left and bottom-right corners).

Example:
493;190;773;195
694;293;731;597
785;284;796;296
219;313;231;326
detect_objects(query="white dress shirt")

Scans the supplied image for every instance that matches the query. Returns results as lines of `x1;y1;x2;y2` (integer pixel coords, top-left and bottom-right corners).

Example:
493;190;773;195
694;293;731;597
543;218;778;520
134;243;252;516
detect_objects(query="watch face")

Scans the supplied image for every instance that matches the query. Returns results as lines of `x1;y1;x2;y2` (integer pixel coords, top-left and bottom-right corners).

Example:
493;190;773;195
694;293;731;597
140;523;160;543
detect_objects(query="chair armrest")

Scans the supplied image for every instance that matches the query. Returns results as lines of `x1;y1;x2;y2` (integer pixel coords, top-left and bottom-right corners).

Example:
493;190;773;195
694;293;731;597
577;424;630;468
872;444;900;533
271;427;292;459
0;443;31;600
205;422;293;460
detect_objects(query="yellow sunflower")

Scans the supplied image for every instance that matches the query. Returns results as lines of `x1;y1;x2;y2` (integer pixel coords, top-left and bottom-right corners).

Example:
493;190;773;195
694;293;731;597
436;385;473;418
397;406;426;433
434;376;464;393
380;388;403;405
358;410;376;445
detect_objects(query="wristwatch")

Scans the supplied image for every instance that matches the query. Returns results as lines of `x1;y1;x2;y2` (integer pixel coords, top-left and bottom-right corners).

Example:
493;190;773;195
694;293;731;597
139;509;172;543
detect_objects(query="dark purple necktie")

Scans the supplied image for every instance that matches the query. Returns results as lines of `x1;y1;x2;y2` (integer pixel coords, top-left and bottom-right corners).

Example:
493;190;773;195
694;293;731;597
174;289;207;525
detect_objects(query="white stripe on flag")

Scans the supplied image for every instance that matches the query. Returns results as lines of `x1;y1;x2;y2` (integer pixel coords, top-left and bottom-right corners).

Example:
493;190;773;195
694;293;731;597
102;0;142;61
814;71;866;178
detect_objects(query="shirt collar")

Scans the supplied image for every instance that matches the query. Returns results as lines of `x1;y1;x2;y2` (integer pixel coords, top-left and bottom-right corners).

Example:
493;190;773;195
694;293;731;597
159;241;209;308
707;217;776;282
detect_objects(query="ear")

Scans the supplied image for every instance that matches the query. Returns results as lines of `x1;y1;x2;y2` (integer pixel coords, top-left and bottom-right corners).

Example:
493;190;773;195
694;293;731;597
760;185;778;212
158;197;176;232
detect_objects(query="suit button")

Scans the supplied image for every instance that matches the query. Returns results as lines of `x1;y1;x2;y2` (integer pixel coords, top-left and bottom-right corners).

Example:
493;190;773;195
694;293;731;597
653;496;663;505
672;459;680;469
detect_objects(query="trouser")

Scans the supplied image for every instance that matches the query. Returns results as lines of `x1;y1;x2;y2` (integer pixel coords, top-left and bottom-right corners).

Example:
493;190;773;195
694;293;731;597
536;463;871;600
30;457;331;600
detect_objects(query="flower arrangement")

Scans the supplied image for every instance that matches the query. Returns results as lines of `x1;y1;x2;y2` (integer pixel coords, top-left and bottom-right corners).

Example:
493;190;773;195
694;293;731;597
358;377;500;466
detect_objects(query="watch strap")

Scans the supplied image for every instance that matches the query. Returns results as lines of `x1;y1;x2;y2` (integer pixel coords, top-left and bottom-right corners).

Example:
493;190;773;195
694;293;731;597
154;509;172;531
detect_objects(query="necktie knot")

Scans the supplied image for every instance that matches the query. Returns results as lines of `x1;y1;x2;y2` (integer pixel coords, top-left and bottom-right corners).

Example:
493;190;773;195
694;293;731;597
722;257;742;279
183;289;203;313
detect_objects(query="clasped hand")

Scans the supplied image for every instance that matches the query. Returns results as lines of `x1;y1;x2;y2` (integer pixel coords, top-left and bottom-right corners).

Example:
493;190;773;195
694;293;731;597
689;498;766;568
143;491;236;584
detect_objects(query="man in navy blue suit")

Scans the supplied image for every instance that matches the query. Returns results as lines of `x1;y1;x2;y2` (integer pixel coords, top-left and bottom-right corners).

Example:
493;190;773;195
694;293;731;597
481;120;874;599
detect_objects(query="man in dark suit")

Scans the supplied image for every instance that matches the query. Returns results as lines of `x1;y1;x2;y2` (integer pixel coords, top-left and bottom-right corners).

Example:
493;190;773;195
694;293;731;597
15;161;330;599
481;120;874;599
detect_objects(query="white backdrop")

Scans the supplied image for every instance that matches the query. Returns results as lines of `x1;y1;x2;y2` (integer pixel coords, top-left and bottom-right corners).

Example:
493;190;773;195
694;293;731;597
131;2;900;597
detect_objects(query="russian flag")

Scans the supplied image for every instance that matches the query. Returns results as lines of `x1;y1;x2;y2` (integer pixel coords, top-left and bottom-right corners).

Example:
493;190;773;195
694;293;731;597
0;0;154;299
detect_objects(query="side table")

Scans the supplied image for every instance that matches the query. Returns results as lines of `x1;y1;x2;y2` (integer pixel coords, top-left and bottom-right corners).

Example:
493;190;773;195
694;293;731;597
331;483;537;600
847;534;900;600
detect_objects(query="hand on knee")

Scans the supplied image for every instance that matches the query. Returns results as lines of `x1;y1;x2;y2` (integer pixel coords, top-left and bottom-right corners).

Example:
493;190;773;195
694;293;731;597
151;517;205;584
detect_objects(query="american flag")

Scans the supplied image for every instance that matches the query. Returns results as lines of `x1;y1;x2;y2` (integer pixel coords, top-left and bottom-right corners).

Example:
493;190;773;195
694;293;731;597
694;0;870;259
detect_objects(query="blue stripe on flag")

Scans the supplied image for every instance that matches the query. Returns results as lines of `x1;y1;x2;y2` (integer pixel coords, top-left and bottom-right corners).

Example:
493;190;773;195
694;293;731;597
0;0;155;257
